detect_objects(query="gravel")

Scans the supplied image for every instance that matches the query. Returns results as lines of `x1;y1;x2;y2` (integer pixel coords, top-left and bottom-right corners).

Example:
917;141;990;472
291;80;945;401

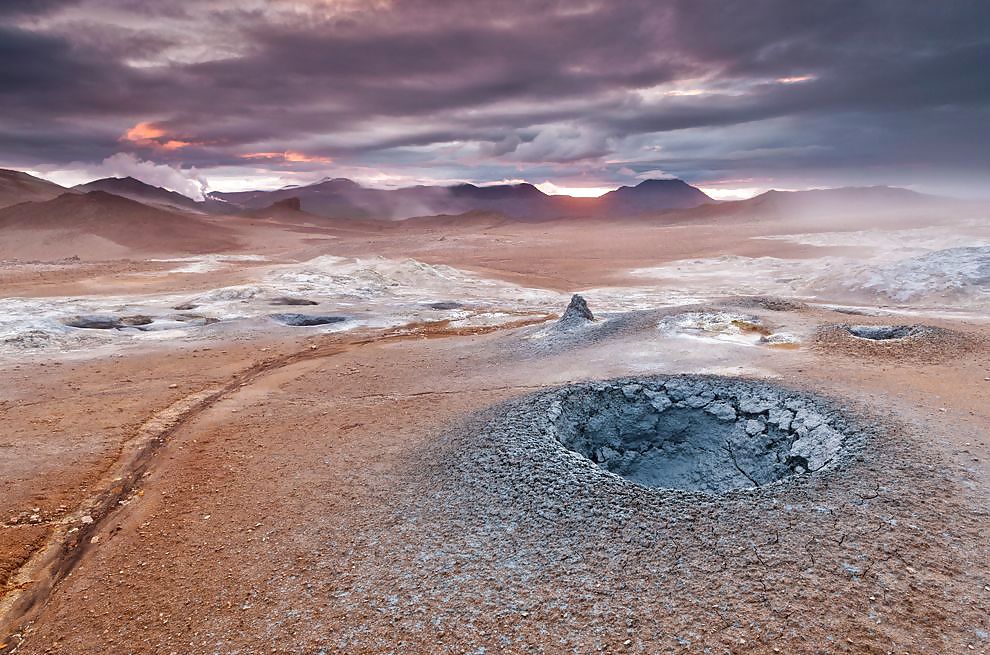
357;375;990;651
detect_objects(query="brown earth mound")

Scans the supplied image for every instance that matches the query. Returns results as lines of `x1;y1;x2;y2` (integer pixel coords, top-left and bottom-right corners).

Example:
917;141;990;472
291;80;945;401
813;322;984;363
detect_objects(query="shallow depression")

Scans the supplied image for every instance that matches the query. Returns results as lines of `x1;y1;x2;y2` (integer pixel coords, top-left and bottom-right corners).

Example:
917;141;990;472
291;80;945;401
549;377;855;494
846;325;921;340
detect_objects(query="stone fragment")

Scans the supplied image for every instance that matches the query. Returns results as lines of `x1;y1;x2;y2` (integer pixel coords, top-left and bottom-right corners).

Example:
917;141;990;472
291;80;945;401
621;384;642;399
738;396;774;414
745;419;766;436
684;392;715;409
705;401;737;421
767;408;794;431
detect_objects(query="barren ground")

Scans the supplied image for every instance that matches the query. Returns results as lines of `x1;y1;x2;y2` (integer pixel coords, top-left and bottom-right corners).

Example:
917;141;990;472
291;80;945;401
0;213;988;654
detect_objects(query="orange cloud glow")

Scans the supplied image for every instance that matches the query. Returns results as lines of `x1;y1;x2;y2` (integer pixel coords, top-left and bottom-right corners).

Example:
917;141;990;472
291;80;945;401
122;121;196;150
241;151;332;163
124;121;166;141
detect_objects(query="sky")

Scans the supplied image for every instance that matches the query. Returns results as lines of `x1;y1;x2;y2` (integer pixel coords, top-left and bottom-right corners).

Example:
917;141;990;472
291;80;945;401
2;0;989;199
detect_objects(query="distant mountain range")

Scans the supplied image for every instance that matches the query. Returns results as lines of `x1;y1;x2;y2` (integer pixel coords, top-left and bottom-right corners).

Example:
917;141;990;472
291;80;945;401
208;176;714;220
0;168;976;227
1;171;719;219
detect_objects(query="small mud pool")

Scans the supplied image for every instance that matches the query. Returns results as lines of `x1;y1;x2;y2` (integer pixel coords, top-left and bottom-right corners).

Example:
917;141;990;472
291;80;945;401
546;377;859;494
846;324;921;340
269;313;347;327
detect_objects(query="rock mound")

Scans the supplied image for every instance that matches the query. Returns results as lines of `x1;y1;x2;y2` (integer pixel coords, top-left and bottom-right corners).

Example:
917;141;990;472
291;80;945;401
557;294;594;326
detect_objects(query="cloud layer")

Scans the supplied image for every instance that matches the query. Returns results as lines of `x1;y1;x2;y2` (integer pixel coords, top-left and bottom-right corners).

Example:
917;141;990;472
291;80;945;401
2;0;989;194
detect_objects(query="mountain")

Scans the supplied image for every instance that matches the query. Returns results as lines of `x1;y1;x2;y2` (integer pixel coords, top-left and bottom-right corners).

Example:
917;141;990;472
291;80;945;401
210;177;714;220
73;176;205;213
0;191;239;260
595;179;714;214
735;186;935;215
444;182;561;218
0;169;70;209
661;186;971;227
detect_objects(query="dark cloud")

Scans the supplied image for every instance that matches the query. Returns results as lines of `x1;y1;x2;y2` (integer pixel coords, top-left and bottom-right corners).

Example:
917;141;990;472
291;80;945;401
1;0;988;193
0;0;80;17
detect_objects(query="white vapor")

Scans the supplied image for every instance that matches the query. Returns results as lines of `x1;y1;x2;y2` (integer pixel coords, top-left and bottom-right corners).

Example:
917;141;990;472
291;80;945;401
98;153;209;200
37;153;209;201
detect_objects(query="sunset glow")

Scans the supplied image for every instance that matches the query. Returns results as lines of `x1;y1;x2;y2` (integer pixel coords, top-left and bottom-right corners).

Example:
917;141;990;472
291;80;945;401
123;122;194;150
241;151;332;163
535;182;613;197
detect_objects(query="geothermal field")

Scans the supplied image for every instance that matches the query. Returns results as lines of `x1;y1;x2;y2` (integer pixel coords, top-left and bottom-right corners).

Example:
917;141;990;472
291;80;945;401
0;172;987;654
2;2;990;653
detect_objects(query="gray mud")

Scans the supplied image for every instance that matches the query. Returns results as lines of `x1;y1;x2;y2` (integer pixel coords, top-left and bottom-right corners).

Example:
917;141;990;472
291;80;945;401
269;296;320;306
269;313;347;327
427;301;464;310
847;324;921;340
63;315;154;330
551;377;853;493
378;375;988;651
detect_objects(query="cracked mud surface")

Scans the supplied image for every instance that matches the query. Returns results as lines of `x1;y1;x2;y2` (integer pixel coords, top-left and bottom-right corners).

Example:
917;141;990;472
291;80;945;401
549;377;860;493
399;379;986;652
1;299;988;654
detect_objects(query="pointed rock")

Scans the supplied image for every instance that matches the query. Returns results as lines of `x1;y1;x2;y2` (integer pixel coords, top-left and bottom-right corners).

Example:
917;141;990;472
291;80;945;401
559;294;594;325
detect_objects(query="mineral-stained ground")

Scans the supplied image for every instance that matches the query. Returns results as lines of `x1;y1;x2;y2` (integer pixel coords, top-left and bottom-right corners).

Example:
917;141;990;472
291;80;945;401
1;213;988;654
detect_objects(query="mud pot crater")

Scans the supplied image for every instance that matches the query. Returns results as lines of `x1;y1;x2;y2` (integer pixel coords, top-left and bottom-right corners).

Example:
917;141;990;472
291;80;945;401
845;324;924;340
813;322;982;362
536;376;863;494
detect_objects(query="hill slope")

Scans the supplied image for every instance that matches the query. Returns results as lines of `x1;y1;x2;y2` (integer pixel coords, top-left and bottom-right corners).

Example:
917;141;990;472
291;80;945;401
73;176;205;213
0;169;70;209
0;191;239;260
